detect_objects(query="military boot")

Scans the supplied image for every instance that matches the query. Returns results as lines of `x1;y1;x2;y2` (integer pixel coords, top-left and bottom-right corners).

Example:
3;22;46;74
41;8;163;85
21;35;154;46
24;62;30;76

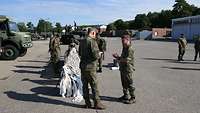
124;97;136;104
84;100;92;109
97;68;102;73
118;95;129;101
94;101;106;110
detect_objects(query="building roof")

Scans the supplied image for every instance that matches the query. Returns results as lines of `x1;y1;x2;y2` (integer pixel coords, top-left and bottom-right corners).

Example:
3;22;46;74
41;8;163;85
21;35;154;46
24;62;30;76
172;15;200;22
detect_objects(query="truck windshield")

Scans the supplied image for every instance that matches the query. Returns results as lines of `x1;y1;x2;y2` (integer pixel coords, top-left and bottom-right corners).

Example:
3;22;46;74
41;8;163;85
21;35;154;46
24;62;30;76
8;22;19;32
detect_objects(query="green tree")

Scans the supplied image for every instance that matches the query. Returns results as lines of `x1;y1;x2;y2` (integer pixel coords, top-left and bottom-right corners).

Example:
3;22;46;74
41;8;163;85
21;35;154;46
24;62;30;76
17;22;27;32
54;22;62;33
113;19;128;30
26;22;34;32
36;19;52;33
106;23;116;31
134;14;151;29
173;0;192;18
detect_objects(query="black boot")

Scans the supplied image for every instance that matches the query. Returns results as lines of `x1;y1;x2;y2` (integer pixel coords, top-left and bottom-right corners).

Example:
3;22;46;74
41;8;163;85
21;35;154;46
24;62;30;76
118;95;129;101
97;68;102;73
124;97;136;104
94;101;106;110
83;100;92;109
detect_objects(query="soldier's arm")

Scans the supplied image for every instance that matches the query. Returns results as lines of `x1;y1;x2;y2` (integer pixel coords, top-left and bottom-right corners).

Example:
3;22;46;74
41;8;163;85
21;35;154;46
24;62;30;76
120;48;134;63
91;39;100;60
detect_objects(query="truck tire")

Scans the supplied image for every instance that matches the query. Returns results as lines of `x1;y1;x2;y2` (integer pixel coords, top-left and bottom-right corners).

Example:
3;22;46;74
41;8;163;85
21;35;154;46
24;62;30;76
19;48;27;57
2;45;19;60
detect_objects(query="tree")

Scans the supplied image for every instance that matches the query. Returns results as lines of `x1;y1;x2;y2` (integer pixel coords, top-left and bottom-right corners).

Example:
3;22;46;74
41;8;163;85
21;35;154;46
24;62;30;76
173;0;192;18
54;22;62;33
134;14;151;29
27;22;34;32
193;8;200;15
106;23;116;31
113;19;128;30
17;22;27;32
147;12;159;28
36;19;52;33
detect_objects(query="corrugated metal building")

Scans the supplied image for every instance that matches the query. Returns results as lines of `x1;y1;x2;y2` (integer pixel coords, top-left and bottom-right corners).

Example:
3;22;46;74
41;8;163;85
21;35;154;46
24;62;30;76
172;15;200;40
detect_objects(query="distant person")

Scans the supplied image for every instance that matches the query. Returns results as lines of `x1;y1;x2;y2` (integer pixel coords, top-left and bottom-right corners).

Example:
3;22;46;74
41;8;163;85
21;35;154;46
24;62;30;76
79;28;106;109
194;36;200;61
49;34;61;77
113;34;136;104
96;33;106;73
0;37;2;54
177;34;187;61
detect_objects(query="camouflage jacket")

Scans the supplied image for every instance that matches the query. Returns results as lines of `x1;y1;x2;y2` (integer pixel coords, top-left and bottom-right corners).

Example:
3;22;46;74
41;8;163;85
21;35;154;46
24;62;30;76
49;37;61;53
177;37;187;49
119;45;135;73
96;37;106;52
79;36;100;71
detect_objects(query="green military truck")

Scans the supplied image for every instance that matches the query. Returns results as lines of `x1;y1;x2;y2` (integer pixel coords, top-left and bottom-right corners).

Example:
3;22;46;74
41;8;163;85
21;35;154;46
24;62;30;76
0;16;32;60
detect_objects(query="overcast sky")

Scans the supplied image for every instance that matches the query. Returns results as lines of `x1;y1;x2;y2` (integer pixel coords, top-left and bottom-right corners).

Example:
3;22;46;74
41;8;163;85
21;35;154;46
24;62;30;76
0;0;199;26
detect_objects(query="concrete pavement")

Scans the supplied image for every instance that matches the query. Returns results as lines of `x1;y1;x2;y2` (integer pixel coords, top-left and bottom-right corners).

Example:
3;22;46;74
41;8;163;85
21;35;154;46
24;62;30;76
0;39;200;113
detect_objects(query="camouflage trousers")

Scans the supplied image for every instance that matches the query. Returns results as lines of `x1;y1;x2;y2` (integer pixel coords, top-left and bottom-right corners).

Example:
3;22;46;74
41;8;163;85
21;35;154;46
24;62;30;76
194;49;200;61
50;50;61;76
81;70;100;104
120;70;135;98
178;47;185;61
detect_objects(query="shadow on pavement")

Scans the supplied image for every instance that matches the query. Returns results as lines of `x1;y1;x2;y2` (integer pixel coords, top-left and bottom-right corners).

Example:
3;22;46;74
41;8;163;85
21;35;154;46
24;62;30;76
102;63;114;68
100;96;120;102
30;86;60;97
4;91;83;108
22;78;59;86
15;66;42;69
12;60;64;79
162;66;200;71
142;57;200;64
17;60;48;63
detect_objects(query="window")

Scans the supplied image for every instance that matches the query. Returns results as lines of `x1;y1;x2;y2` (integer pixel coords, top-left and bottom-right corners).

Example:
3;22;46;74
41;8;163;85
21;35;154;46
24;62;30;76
0;23;7;30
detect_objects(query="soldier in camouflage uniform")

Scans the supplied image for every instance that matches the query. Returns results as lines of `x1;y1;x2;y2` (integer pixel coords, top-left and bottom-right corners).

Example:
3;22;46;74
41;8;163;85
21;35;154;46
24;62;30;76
96;33;106;73
79;28;106;110
177;34;187;61
194;36;200;61
49;34;61;77
0;37;2;54
113;34;136;104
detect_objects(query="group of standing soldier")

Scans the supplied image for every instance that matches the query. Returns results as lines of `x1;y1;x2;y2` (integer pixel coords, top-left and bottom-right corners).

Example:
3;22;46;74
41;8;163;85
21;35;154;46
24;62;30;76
177;34;200;61
48;28;136;110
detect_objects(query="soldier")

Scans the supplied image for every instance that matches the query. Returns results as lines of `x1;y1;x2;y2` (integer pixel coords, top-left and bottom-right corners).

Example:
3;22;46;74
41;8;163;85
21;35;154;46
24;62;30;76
194;36;200;61
0;37;2;55
79;28;106;110
113;34;136;104
96;33;106;73
177;34;187;61
49;34;61;77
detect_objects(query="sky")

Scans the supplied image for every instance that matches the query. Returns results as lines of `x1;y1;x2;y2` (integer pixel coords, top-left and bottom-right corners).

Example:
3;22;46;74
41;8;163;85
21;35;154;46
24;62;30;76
0;0;200;26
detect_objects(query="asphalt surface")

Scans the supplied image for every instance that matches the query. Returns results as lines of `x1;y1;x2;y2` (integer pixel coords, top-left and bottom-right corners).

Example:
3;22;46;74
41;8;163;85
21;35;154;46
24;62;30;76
0;38;200;113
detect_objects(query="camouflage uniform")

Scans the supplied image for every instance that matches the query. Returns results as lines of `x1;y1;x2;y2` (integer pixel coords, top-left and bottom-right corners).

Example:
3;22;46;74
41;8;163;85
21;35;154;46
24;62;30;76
49;36;61;76
96;36;106;72
119;45;135;99
194;37;200;61
0;37;2;54
177;37;187;61
79;36;101;106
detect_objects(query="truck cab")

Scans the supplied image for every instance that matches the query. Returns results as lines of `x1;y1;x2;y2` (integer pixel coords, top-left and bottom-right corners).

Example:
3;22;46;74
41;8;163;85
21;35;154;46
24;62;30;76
0;16;32;60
